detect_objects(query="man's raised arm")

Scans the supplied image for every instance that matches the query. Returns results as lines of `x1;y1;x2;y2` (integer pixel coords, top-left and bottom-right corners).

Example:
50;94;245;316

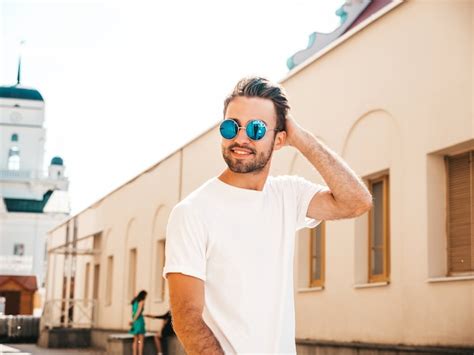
284;115;373;220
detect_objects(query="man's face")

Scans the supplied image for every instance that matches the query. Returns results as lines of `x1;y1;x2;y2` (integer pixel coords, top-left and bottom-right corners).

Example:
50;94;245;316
221;96;284;174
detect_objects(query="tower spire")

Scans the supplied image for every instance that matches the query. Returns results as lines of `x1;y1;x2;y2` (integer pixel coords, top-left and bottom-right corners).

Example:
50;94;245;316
16;40;25;86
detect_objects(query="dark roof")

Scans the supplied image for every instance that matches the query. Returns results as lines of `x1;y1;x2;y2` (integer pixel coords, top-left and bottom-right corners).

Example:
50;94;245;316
51;156;64;166
344;0;394;33
0;85;44;101
0;275;38;292
3;190;53;213
287;0;394;70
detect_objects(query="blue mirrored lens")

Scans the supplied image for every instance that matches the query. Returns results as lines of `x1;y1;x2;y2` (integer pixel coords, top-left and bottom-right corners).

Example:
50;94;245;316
220;120;238;139
246;120;266;140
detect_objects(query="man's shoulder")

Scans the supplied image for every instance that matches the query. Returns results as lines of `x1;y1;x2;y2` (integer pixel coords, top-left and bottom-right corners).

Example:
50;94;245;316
268;174;303;187
168;178;217;227
172;177;218;211
267;174;323;196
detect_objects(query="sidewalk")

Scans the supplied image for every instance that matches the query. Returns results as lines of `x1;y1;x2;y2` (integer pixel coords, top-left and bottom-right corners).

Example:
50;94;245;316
0;344;106;354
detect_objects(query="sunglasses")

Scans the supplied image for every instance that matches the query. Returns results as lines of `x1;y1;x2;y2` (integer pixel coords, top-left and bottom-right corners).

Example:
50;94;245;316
219;119;279;141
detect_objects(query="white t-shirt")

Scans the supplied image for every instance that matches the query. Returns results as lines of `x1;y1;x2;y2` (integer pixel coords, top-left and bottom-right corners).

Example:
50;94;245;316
163;175;326;354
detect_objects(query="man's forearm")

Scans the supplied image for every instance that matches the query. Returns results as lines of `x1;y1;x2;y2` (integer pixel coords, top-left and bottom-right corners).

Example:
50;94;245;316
292;127;372;212
174;317;224;355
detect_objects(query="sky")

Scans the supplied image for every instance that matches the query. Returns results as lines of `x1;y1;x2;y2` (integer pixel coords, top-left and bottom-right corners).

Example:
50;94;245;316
1;0;342;214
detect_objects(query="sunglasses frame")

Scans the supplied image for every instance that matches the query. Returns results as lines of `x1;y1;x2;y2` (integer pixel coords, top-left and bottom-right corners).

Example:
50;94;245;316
220;118;279;141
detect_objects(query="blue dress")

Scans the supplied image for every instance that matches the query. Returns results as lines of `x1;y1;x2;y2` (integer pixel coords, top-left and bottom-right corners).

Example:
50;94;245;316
129;300;146;335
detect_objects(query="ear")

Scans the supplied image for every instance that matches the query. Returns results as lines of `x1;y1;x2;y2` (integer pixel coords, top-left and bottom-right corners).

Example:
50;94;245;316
273;130;287;151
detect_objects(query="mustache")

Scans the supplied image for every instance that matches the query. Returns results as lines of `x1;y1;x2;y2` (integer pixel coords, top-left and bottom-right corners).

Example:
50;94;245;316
228;144;256;154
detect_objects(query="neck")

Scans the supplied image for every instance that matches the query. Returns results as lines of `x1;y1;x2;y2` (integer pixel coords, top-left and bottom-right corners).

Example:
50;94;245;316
218;164;271;191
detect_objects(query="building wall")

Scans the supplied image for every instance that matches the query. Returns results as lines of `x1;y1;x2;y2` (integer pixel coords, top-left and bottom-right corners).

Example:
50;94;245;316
0;212;66;286
47;153;183;331
181;128;225;197
282;0;473;346
44;0;473;347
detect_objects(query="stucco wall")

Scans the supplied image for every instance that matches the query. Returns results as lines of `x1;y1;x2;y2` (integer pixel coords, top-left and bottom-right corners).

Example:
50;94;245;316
282;0;473;346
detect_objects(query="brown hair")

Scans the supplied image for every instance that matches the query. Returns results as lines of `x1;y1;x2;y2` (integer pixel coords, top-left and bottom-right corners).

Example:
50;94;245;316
223;76;290;132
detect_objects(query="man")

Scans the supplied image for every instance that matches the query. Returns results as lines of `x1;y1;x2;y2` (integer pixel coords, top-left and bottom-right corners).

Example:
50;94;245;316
144;310;174;355
163;77;372;354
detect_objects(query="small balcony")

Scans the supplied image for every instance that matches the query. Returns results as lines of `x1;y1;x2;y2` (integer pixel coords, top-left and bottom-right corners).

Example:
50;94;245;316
0;255;33;274
0;170;66;182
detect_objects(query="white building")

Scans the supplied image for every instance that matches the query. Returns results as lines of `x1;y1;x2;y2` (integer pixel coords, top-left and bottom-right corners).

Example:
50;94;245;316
0;82;70;315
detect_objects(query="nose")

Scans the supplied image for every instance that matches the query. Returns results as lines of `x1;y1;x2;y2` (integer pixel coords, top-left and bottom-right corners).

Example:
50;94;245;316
233;126;251;145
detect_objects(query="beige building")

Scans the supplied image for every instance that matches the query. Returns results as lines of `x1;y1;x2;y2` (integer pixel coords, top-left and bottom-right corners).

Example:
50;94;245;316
42;0;474;353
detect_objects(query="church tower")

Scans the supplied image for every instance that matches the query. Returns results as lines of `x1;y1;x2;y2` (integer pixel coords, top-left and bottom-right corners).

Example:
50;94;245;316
0;50;70;315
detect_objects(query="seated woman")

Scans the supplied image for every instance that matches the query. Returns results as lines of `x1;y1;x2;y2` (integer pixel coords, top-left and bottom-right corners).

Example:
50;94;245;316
144;310;174;355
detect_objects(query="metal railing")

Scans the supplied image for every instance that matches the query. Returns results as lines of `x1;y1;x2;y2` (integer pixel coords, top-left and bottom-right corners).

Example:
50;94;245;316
0;169;44;180
0;169;67;181
41;299;97;329
0;315;40;340
0;255;33;274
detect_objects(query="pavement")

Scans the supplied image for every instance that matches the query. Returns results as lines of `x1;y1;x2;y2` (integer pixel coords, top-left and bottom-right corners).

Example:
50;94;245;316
0;344;106;354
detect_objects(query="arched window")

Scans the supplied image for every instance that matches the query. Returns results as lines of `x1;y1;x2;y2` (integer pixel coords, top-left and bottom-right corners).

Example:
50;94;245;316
8;146;20;170
11;133;18;142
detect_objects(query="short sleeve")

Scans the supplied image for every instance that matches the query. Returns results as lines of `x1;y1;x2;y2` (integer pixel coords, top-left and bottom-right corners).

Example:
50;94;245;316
162;202;207;281
291;175;327;231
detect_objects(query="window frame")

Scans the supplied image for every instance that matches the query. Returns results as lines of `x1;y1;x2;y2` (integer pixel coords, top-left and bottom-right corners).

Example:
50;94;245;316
154;240;166;301
368;174;390;283
128;248;137;300
445;150;474;275
13;243;24;256
106;255;114;306
309;221;325;288
7;146;20;171
84;262;90;307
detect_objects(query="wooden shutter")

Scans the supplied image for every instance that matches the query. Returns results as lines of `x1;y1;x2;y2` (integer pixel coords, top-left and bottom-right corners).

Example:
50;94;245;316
368;174;390;282
309;222;325;287
446;151;474;274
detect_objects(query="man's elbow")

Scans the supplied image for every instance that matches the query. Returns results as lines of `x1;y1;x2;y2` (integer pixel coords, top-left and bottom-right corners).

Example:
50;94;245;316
351;198;373;217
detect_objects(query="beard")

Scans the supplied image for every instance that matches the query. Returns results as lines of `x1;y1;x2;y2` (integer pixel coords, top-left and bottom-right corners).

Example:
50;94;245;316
222;138;275;174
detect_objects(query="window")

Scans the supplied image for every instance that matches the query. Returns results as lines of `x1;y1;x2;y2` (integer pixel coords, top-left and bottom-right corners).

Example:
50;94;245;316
128;249;137;300
93;264;100;300
7;147;20;171
93;233;102;251
368;174;390;282
84;262;90;304
155;240;166;301
13;243;24;256
445;151;474;274
106;256;114;305
11;133;18;142
309;222;325;287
